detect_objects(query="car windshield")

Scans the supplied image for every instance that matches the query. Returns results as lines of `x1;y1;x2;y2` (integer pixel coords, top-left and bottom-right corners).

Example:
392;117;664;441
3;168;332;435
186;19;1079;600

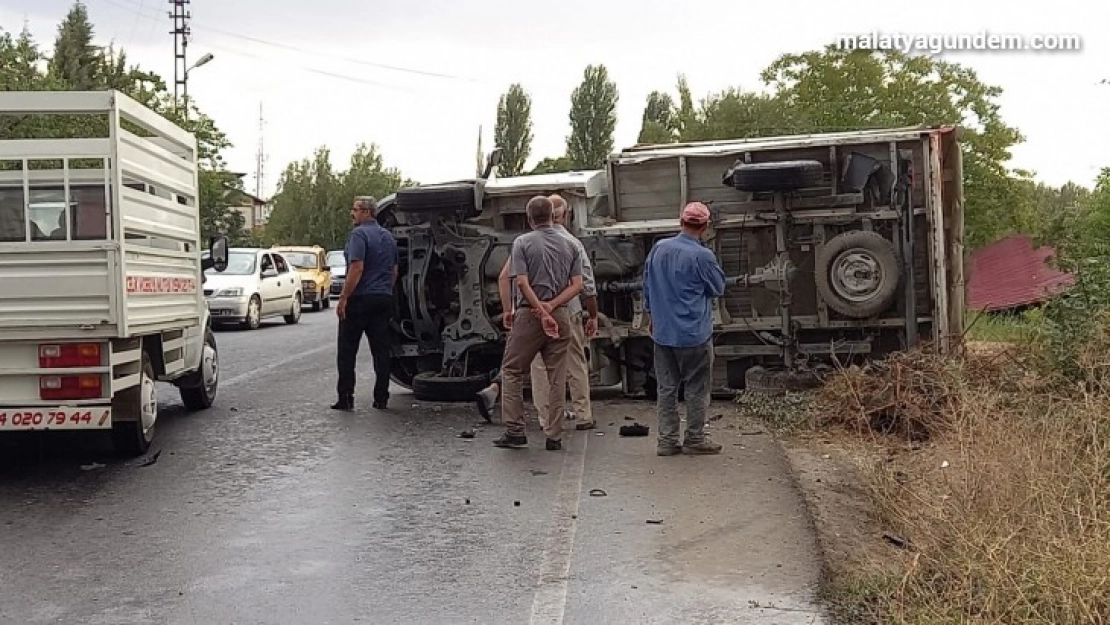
204;250;256;276
327;251;345;267
282;252;317;269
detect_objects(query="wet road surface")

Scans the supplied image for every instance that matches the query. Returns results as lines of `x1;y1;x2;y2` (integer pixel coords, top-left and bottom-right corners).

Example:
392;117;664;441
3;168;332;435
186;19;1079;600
0;310;826;624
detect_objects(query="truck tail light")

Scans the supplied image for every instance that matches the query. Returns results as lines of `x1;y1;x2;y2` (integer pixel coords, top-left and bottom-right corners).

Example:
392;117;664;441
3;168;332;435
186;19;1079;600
39;375;102;400
39;343;102;368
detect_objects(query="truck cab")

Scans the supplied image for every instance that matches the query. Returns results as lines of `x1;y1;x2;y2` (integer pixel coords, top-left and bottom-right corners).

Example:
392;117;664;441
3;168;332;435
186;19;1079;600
0;90;229;455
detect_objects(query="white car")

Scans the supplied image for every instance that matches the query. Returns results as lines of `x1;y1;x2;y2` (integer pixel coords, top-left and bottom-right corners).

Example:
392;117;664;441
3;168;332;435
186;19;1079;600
327;249;346;299
202;248;303;330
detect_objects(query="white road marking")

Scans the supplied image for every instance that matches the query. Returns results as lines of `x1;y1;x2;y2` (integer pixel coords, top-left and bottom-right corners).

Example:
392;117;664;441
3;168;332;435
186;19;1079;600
529;431;589;625
220;343;333;390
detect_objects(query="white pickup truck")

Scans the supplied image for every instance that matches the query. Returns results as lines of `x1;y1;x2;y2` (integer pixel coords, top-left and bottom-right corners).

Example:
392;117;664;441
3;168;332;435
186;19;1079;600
0;90;230;456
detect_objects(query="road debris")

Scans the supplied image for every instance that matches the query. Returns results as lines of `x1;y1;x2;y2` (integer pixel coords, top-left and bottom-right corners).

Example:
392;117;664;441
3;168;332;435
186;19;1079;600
646;519;663;524
589;489;607;497
458;430;475;439
619;423;650;437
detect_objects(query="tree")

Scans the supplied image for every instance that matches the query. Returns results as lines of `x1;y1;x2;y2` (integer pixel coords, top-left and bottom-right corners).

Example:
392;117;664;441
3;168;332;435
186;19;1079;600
493;84;533;177
759;46;1025;248
528;156;574;175
0;5;245;245
566;64;618;169
637;90;677;145
47;1;100;89
264;144;409;250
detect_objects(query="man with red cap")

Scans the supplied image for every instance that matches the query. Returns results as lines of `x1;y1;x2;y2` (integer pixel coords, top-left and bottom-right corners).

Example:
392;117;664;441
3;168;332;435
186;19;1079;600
642;201;726;456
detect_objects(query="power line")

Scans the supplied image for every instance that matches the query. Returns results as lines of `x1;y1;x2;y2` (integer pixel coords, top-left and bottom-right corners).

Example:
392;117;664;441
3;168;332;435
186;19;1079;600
98;0;478;83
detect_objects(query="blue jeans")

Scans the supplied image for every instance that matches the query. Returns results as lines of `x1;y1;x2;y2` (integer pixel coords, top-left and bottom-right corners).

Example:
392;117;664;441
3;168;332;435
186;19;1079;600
653;339;713;448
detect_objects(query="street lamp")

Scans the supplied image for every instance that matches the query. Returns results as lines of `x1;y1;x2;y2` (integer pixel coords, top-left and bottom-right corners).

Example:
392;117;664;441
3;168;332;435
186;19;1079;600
183;52;215;120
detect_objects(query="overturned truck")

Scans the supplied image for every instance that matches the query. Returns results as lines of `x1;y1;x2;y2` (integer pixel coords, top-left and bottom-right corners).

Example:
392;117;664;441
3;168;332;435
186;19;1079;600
376;126;965;401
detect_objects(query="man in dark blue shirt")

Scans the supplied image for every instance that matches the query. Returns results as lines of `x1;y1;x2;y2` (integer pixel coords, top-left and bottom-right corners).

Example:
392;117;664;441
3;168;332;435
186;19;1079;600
332;195;398;411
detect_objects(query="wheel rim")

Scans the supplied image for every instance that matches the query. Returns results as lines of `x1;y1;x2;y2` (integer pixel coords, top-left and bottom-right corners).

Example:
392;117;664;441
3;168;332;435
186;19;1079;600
248;299;260;326
830;248;884;302
139;369;157;438
202;342;218;396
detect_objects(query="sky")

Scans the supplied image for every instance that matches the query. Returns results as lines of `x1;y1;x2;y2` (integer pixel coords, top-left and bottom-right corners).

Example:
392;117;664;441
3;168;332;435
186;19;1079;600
2;0;1107;199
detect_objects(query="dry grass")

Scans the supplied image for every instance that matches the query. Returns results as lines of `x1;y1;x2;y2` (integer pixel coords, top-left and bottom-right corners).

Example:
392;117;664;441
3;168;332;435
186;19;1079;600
804;343;1110;624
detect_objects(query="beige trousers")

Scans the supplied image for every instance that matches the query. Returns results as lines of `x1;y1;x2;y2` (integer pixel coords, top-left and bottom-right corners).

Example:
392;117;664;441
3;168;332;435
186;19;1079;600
531;310;592;425
501;307;571;439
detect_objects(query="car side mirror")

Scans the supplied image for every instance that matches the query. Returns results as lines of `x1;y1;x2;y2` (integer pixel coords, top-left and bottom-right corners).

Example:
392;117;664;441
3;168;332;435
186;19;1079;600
206;235;229;272
261;267;278;278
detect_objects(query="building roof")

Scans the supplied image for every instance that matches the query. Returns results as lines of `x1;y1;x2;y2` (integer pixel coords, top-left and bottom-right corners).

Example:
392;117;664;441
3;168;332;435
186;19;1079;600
966;234;1074;311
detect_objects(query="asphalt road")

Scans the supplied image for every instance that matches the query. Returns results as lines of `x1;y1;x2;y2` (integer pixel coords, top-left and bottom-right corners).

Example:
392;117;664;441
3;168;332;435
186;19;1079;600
0;308;827;625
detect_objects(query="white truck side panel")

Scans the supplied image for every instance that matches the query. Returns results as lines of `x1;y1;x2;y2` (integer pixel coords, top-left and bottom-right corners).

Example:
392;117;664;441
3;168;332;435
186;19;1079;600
0;245;117;331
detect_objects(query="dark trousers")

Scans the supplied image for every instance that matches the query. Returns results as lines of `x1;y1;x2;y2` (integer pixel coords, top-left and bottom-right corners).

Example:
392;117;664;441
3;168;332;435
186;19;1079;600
336;293;394;402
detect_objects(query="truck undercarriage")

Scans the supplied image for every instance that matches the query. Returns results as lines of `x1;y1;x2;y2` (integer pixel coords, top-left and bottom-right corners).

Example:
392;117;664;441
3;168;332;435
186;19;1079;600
379;127;964;401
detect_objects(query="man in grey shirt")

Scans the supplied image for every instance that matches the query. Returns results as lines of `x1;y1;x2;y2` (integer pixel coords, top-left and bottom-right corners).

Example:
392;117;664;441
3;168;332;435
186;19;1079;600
475;195;598;430
529;194;598;429
493;195;584;451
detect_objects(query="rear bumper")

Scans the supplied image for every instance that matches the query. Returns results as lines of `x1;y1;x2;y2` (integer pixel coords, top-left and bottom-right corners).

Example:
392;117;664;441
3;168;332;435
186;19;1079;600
0;406;112;431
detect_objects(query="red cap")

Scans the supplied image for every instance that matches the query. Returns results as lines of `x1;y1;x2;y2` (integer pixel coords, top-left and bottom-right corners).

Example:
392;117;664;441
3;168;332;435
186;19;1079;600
681;201;710;224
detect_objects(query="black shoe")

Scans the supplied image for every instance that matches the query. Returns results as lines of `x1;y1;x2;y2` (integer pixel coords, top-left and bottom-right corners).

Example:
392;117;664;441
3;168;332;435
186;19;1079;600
546;438;562;451
493;432;528;448
372;399;387;409
330;395;354;411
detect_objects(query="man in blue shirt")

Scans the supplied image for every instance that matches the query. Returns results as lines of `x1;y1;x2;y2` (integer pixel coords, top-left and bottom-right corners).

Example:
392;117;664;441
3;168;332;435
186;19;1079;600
643;201;726;456
332;195;398;411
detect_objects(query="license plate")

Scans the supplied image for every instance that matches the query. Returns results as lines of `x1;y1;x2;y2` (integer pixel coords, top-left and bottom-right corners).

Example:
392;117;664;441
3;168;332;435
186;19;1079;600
0;407;111;431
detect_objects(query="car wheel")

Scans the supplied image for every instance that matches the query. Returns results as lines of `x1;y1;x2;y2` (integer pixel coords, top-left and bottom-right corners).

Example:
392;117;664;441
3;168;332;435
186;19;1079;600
815;230;901;318
243;296;261;330
179;329;218;410
284;293;302;324
412;371;491;403
394;183;476;214
111;349;157;456
726;160;825;193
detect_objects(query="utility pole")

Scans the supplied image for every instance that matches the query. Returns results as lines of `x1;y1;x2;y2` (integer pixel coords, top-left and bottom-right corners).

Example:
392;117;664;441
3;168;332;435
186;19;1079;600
254;102;269;226
168;0;191;111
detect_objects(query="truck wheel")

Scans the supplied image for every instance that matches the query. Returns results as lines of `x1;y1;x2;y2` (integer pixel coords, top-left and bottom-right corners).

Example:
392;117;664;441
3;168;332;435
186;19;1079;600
179;329;218;410
745;365;823;396
412;371;491;402
815;230;901;318
284;293;302;324
243;296;261;330
111;350;157;456
727;160;825;193
395;183;476;214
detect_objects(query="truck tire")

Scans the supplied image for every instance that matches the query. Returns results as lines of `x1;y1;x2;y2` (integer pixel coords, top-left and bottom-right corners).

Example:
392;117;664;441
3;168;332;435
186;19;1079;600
394;183;476;214
179;329;219;410
412;371;491;403
727;160;825;193
745;365;823;396
284;293;302;324
815;230;901;318
111;350;157;456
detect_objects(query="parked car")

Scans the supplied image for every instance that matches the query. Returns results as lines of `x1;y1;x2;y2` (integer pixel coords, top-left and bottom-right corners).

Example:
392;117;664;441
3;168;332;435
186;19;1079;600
272;245;332;311
202;248;303;330
327;249;346;299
